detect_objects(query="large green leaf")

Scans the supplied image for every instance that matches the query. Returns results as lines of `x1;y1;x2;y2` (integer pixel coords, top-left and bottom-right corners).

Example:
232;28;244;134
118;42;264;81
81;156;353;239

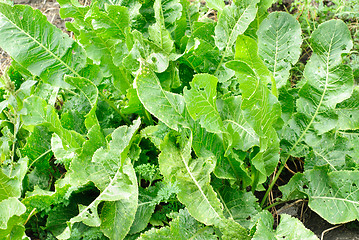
304;132;352;171
282;20;353;156
226;61;280;138
159;131;223;225
280;168;359;224
235;35;273;85
226;61;280;176
257;12;302;88
0;3;86;88
336;86;359;130
0;198;26;229
128;187;157;234
184;74;224;133
22;96;85;154
58;0;131;92
58;119;140;240
148;0;175;54
0;158;28;201
134;62;187;131
253;213;318;239
21;126;53;171
180;22;220;74
218;96;259;152
65;76;99;129
216;186;260;229
214;0;259;54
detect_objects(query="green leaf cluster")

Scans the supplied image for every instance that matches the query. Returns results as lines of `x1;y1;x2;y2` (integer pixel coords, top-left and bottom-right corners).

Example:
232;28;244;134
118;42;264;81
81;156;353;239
0;0;358;239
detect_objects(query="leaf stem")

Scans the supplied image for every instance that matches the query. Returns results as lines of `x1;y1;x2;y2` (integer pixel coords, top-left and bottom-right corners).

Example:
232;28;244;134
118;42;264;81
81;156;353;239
260;159;287;207
28;149;53;170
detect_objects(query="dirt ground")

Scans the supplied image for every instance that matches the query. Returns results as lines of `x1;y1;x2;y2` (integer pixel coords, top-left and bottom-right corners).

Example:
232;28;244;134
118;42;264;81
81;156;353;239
1;0;359;239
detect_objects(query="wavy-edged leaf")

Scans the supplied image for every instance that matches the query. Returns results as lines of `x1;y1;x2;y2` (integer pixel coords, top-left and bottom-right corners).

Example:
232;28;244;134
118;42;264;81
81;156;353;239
235;35;273;85
129;187;157;234
206;0;225;13
65;76;99;129
304;132;352;171
184;74;224;133
218;96;259;151
244;0;276;39
0;198;26;230
138;209;218;240
191;121;251;184
134;62;187;131
0;158;27;201
0;3;86;88
336;86;359;130
58;0;131;92
148;0;175;54
181;22;220;74
280;168;359;224
282;20;353;156
159;131;223;225
226;61;280;138
58;119;140;240
21;126;52;171
257;12;302;88
22;96;85;154
226;61;280;177
216;186;260;229
253;213;318;239
214;0;259;53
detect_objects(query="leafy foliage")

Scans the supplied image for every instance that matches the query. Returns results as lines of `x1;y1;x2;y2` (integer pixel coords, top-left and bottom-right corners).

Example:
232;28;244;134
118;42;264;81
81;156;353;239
0;0;358;239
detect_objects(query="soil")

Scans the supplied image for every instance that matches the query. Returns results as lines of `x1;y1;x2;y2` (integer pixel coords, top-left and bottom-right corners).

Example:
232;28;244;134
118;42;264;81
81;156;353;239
1;0;359;239
277;201;359;239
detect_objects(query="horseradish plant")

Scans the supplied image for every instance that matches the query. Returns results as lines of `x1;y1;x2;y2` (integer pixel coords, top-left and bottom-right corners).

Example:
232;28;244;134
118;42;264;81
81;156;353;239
0;0;357;239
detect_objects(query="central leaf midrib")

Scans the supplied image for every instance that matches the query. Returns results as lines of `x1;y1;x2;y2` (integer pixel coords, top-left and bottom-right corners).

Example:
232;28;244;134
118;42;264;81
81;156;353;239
287;28;335;156
180;153;220;220
1;10;81;78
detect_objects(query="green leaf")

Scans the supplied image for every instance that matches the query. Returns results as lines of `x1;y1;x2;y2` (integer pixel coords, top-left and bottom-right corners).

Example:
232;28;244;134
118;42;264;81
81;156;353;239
283;20;353;155
21;125;52;170
138;209;218;240
206;0;225;13
218;96;259;151
159;131;223;225
235;35;273;85
184;74;224;133
257;12;302;88
0;158;27;201
226;60;280;177
22;96;85;154
253;213;318;239
336;86;359;130
129;187;157;234
180;22;220;74
148;0;175;54
0;198;26;229
226;61;281;137
304;132;352;171
135;62;187;131
0;3;86;88
280;168;359;224
58;119;140;239
215;0;259;54
216;186;260;229
65;76;99;130
0;216;29;240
